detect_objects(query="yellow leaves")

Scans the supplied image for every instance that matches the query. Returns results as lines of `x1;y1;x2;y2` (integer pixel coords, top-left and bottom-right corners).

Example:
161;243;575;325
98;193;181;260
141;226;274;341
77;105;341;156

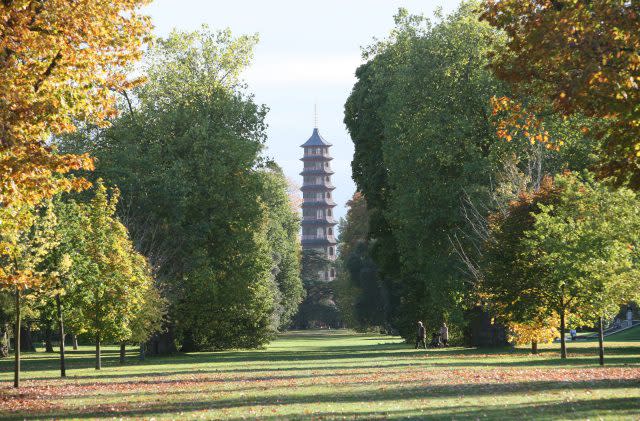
0;0;151;207
508;317;559;346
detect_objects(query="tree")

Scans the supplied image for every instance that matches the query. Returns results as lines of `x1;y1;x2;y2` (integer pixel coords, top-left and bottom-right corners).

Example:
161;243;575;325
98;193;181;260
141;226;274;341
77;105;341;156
522;173;640;361
259;164;304;330
334;193;388;331
294;249;338;329
64;181;156;369
58;27;290;350
0;201;58;387
481;0;640;187
508;318;559;355
0;0;151;386
0;0;150;206
484;173;640;360
345;3;508;340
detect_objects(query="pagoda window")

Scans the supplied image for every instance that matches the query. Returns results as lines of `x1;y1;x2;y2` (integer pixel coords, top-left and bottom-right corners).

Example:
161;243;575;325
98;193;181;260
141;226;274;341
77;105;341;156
327;209;332;217
329;247;334;256
330;268;335;277
325;176;330;182
328;227;333;236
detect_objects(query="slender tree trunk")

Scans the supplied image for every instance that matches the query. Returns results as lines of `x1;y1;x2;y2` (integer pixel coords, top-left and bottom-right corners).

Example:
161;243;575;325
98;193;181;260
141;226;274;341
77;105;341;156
95;334;101;370
72;334;78;350
598;316;605;366
560;309;567;359
55;294;66;377
139;342;145;361
119;342;126;365
531;340;538;355
14;287;20;388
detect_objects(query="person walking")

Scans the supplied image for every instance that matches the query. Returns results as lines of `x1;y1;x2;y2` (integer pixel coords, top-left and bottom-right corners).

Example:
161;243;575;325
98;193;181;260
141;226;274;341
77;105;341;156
440;322;449;347
415;321;427;349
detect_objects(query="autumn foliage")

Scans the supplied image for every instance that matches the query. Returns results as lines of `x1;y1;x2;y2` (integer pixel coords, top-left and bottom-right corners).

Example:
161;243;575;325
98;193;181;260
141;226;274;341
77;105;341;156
482;0;640;186
0;0;151;207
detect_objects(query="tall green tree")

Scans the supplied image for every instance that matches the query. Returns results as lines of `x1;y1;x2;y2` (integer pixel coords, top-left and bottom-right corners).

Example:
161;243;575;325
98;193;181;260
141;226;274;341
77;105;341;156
345;4;507;339
259;164;304;330
57;27;299;350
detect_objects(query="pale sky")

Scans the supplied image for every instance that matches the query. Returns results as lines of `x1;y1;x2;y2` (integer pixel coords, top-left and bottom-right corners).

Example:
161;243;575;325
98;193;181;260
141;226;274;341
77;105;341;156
145;0;461;221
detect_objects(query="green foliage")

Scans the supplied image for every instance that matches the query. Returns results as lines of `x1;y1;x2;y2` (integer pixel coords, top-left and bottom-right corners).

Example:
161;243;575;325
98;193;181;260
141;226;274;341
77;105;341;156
334;193;388;331
65;181;159;346
57;27;300;350
344;2;602;343
294;249;339;329
345;3;507;339
523;174;640;324
259;165;304;330
483;172;640;355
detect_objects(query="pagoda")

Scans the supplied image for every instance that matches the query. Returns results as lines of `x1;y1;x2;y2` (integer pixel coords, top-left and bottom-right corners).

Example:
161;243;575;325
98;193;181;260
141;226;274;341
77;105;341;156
300;127;337;280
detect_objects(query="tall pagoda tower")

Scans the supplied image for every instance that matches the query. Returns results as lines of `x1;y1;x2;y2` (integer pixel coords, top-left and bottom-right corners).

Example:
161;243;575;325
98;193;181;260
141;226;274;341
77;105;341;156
300;126;337;280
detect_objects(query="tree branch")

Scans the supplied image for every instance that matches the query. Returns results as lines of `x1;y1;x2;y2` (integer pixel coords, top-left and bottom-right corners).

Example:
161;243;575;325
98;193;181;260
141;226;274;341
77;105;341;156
34;50;62;93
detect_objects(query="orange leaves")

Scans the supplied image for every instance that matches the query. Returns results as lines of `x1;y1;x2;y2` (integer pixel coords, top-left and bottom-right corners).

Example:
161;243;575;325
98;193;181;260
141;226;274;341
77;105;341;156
0;0;151;207
481;0;640;186
490;96;557;150
0;269;41;291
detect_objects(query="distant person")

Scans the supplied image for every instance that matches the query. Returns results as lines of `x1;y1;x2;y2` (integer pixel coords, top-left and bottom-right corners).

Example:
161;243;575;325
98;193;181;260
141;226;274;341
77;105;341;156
570;329;577;341
440;323;449;347
415;321;427;349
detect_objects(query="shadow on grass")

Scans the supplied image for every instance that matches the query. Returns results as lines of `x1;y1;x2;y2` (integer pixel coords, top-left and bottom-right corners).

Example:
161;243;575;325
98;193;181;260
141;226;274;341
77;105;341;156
68;374;640;401
8;377;640;420
3;340;639;379
219;397;640;421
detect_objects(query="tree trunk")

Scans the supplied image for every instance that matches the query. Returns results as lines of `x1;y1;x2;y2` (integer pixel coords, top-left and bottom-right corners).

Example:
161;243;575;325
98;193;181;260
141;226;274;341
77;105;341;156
531;340;538;355
119;342;126;365
559;309;567;359
1;324;9;358
72;334;78;350
139;342;145;361
44;323;54;353
14;287;20;388
598;316;605;366
19;323;35;352
56;294;66;377
95;335;101;370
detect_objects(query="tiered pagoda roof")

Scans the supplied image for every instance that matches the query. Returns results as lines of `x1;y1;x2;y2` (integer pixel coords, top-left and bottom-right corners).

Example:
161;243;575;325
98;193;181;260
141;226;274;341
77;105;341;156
300;127;337;252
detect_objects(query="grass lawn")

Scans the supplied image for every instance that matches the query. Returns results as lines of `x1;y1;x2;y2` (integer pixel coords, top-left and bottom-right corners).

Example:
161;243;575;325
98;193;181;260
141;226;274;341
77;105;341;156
606;325;640;342
0;330;639;420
